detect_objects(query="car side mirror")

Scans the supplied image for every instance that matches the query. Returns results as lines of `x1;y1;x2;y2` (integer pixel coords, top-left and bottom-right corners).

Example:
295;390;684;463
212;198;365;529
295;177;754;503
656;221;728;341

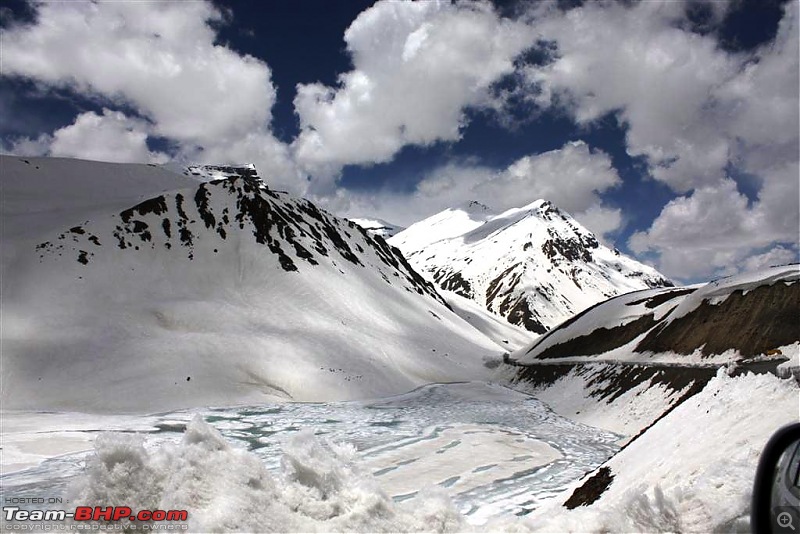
752;423;800;533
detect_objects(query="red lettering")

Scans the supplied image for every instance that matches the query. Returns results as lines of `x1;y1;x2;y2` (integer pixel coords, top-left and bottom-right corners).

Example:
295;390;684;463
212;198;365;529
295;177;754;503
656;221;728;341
166;510;188;521
74;507;92;521
112;507;132;521
93;507;114;521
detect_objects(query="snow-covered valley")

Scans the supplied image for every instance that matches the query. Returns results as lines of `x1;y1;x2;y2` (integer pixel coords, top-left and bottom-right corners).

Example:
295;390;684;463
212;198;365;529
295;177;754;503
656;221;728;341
1;156;798;533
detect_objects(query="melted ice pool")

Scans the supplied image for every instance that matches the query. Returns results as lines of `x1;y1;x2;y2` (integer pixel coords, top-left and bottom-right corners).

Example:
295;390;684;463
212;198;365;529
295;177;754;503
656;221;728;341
1;382;619;526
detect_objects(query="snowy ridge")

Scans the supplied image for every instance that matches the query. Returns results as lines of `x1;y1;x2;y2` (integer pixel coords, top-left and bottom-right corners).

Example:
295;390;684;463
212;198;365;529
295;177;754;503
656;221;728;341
662;263;800;325
512;264;800;364
348;217;405;239
1;156;502;412
441;290;537;351
390;199;671;334
183;163;261;182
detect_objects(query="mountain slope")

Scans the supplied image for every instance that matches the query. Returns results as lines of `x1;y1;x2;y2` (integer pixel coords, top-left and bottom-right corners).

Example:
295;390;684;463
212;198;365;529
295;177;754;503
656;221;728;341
348;218;405;239
1;156;501;412
390;199;671;334
493;265;798;440
512;264;799;364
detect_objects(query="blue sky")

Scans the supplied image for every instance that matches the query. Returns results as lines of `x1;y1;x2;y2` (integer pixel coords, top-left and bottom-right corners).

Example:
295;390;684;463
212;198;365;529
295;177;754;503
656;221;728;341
1;0;798;282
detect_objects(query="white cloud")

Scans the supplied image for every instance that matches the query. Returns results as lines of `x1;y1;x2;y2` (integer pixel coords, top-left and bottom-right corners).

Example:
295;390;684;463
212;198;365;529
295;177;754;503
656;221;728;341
1;1;272;146
741;246;798;273
524;0;743;192
518;0;798;279
474;141;620;214
292;0;535;182
1;1;303;191
321;140;624;240
40;109;167;164
629;176;799;280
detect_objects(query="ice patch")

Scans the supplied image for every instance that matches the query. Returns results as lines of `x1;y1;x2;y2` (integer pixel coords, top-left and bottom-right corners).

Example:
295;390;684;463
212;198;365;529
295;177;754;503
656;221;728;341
67;415;466;533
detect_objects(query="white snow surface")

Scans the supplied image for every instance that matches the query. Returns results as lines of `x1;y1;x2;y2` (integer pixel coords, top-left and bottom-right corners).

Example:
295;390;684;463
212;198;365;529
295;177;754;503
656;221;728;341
390;199;670;333
1;156;195;240
511;286;694;364
513;265;799;365
1;383;621;529
493;362;692;440
520;370;800;533
3;374;795;532
441;290;538;352
1;156;501;412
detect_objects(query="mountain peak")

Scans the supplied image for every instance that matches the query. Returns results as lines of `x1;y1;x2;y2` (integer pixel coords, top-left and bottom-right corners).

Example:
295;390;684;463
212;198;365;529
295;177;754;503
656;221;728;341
390;199;672;334
184;163;261;182
457;200;492;214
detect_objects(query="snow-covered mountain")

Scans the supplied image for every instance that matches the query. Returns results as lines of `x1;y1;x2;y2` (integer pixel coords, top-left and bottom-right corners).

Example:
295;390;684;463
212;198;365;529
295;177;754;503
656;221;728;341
390;199;672;334
1;156;502;412
348;217;405;239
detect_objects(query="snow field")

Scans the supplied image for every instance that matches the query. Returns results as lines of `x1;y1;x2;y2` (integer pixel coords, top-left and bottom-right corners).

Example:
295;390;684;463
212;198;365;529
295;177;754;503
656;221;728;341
521;369;799;533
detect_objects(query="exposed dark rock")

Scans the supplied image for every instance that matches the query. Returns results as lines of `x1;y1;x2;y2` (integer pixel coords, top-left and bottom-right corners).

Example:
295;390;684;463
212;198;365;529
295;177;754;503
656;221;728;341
564;467;614;509
635;282;800;357
512;361;718;405
534;314;658;359
120;195;168;224
194;184;216;230
432;269;473;298
541;231;593;263
161;219;171;239
505;298;548;334
625;287;696;308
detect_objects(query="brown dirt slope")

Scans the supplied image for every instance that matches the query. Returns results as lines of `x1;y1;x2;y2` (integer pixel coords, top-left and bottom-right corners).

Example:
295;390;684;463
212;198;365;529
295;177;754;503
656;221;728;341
636;282;799;357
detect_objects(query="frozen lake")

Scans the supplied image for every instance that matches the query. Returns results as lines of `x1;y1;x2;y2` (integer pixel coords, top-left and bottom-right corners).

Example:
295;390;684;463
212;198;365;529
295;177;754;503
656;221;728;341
2;382;620;526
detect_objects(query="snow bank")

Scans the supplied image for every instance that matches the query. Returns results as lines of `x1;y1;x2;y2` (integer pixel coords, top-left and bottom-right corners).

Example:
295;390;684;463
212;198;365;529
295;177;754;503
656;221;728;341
14;373;796;532
68;415;466;533
522;370;800;533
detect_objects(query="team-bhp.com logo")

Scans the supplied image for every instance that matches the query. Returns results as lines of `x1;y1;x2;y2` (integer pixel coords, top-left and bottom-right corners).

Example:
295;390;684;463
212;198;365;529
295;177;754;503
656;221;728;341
3;506;188;530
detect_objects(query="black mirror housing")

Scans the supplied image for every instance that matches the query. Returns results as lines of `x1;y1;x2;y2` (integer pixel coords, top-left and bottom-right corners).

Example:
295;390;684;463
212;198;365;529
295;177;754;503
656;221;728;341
752;422;800;533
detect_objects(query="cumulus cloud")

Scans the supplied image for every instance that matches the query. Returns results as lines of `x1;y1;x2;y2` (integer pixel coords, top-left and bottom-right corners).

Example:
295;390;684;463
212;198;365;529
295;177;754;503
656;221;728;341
1;1;272;146
518;0;798;279
11;109;168;164
323;141;624;240
292;0;535;182
1;0;796;281
0;0;302;191
629;176;799;279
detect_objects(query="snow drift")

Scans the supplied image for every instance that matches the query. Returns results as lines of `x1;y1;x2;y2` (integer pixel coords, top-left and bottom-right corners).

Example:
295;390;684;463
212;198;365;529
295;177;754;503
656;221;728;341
67;415;465;533
1;156;501;412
